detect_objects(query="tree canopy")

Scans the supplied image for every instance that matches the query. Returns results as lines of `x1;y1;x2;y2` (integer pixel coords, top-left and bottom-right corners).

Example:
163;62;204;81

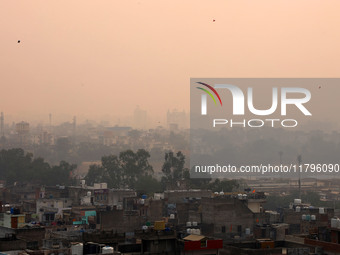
0;148;76;186
85;149;154;190
161;151;189;189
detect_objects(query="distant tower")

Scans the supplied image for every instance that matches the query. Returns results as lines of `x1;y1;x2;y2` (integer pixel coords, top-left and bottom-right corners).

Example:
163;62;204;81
134;106;147;129
166;109;187;130
73;116;76;144
297;155;302;199
0;112;4;137
49;113;52;132
16;121;30;146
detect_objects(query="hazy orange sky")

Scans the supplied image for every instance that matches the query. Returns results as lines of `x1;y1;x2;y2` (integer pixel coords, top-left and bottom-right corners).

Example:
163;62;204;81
1;0;340;125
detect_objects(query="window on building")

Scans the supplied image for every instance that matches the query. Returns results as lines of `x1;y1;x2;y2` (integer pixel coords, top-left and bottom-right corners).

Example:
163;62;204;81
200;240;207;248
237;225;242;233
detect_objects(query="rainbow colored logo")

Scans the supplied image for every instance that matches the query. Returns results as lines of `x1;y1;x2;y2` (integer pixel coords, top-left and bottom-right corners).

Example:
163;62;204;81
196;82;222;106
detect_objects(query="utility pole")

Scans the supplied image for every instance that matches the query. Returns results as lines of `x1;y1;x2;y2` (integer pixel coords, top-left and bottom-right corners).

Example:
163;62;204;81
49;113;52;133
279;151;283;179
0;112;4;137
297;155;302;199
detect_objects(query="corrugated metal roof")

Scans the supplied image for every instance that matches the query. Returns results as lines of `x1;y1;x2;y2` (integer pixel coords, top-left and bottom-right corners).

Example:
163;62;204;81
183;235;206;241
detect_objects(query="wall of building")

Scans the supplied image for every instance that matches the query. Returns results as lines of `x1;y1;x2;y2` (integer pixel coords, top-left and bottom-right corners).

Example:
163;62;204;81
0;239;26;251
283;207;334;235
176;202;201;225
98;210;141;233
0;213;25;228
36;198;72;222
164;190;211;204
201;197;255;238
147;199;164;222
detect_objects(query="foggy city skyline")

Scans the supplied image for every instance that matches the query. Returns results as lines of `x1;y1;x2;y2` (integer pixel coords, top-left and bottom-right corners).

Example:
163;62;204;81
0;107;189;129
1;0;340;126
2;1;340;254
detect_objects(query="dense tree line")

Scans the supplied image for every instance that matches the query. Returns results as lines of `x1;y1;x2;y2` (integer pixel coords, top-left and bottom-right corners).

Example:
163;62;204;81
0;148;76;186
0;147;239;193
85;149;239;195
85;149;156;191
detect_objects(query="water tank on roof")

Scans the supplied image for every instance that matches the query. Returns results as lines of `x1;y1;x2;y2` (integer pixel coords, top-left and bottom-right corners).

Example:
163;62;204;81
87;191;91;197
169;214;175;219
331;218;338;228
238;194;243;199
71;243;83;255
102;246;114;254
245;228;251;235
141;194;147;199
192;222;198;227
306;215;311;221
296;206;301;212
302;214;306;220
242;194;247;199
219;191;224;195
311;215;316;221
294;199;302;204
319;208;325;214
187;228;192;234
140;199;145;205
186;222;192;227
214;192;219;195
142;225;148;230
192;229;200;235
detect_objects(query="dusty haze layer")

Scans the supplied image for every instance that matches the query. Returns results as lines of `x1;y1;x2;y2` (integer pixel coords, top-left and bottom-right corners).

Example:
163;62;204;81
1;0;340;125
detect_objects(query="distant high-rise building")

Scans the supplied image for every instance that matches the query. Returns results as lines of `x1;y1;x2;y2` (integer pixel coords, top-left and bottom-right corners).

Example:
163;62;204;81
49;113;52;132
73;116;76;144
0;112;6;146
39;131;53;145
167;109;188;129
133;106;147;130
16;121;30;145
0;112;4;137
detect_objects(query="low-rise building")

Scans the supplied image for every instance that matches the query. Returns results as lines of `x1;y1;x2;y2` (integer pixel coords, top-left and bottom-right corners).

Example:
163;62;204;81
36;198;72;223
0;211;25;228
179;234;223;255
201;193;267;240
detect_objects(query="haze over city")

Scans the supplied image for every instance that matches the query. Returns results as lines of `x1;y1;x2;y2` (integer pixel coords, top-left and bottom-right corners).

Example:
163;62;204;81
2;1;340;254
1;0;340;125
